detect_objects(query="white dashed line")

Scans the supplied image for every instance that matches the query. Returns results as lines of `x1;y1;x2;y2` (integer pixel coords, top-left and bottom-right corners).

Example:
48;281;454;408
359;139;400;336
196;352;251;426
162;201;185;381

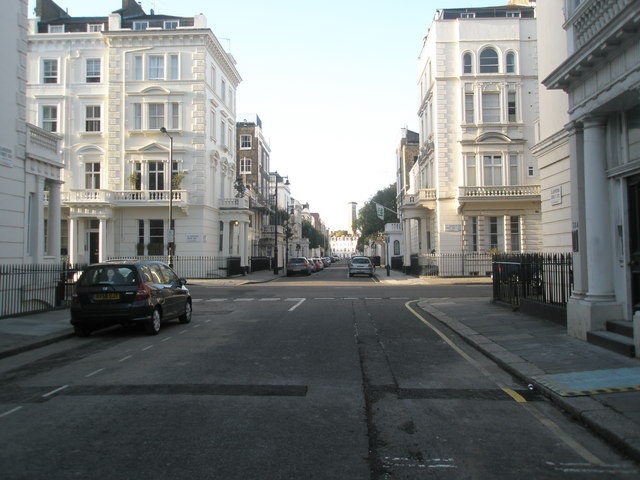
0;406;23;418
142;345;153;351
42;385;69;398
162;336;173;342
85;368;105;377
259;298;280;301
119;355;133;362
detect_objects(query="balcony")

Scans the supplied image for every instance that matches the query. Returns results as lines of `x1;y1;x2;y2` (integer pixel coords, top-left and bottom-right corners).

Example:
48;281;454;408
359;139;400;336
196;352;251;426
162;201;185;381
218;197;249;210
568;0;634;52
458;185;541;202
402;189;437;209
384;223;402;234
61;189;187;207
26;123;62;168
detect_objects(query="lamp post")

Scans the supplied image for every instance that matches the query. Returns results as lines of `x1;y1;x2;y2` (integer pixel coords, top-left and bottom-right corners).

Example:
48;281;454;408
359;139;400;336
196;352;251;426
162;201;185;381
160;127;174;268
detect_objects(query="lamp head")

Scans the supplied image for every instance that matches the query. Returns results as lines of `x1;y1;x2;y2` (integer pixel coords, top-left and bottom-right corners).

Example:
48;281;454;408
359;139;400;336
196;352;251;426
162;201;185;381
160;127;167;134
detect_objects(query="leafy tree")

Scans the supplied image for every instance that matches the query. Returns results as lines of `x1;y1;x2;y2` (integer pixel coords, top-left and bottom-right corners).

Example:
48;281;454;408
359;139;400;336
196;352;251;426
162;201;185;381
331;230;348;237
302;219;326;250
353;183;398;251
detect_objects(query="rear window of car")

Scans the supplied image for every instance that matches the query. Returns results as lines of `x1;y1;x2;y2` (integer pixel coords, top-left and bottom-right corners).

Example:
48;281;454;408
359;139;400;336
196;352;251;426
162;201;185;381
352;258;370;264
289;258;306;264
78;266;137;286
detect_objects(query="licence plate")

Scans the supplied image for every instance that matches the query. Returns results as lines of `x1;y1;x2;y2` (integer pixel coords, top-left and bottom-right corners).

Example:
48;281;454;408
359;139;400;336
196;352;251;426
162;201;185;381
94;293;120;300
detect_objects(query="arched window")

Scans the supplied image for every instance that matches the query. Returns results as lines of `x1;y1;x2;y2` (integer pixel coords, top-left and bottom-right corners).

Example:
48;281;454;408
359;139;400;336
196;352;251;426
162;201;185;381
479;48;499;73
462;52;472;74
506;52;516;73
393;240;400;255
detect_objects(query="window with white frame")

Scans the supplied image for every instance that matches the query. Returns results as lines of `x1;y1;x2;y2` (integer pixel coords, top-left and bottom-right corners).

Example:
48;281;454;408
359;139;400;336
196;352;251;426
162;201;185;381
221;79;226;102
149;162;165;190
509;155;519;185
210;110;216;139
464;86;475;123
509;216;520;252
164;21;178;30
85;162;101;189
483;155;503;186
228;126;233;150
169;54;179;80
148;56;164;80
463;53;472;74
42;59;58;84
465;155;477;186
240;158;251;174
86;59;101;83
85;105;101;132
87;24;103;32
48;25;64;33
210;66;216;89
479;48;499;73
240;135;252;149
482;89;501;123
133;21;148;31
470;216;478;252
506;52;516;73
134;56;143;80
170;103;180;130
41;106;57;132
148;104;164;130
133;103;142;130
220;119;226;146
507;88;517;122
488;216;503;250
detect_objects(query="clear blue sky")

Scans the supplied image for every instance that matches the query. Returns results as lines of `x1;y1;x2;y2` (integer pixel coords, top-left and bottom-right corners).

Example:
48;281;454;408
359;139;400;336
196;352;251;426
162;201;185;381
29;0;504;231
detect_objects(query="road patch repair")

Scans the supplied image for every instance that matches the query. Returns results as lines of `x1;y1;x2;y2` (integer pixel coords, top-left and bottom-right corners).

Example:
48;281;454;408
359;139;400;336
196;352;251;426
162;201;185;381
532;367;640;396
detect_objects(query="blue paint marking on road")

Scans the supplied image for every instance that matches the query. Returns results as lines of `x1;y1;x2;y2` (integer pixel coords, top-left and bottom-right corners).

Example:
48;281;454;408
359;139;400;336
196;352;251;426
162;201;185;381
532;367;640;396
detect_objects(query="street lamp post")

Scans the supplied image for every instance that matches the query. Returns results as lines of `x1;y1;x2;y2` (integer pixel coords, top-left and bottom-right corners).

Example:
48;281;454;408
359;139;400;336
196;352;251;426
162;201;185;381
272;173;289;275
160;127;174;268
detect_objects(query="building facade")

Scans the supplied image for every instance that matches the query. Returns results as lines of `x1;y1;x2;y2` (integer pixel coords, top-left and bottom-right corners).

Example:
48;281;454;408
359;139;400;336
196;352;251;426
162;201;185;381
544;0;640;347
402;3;541;273
1;0;62;265
27;0;246;267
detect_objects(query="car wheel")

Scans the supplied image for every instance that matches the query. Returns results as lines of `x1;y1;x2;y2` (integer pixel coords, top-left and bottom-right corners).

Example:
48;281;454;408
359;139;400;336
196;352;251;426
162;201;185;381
348;273;353;277
73;324;91;337
145;308;162;335
306;270;311;276
179;300;192;324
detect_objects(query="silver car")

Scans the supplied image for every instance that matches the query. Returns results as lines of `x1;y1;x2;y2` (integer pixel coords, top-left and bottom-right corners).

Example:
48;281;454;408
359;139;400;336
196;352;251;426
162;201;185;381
348;256;374;277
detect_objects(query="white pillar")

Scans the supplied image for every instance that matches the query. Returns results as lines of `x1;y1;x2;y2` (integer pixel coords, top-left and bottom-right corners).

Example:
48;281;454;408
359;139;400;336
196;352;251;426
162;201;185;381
567;122;587;297
583;117;614;300
222;221;230;257
403;218;412;268
68;217;77;265
239;221;247;270
34;176;45;262
47;181;62;260
98;217;107;262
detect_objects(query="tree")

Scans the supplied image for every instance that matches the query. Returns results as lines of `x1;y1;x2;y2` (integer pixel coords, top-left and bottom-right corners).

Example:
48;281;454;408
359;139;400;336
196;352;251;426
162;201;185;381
353;183;398;251
302;219;326;250
331;230;349;237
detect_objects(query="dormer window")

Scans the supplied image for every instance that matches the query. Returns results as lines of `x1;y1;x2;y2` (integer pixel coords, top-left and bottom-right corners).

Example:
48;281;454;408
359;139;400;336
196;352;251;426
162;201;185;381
164;21;178;30
87;24;103;32
48;25;64;33
133;21;148;31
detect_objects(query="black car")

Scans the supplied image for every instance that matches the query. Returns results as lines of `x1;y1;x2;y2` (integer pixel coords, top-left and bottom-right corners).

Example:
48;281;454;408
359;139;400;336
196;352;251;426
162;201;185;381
70;260;192;337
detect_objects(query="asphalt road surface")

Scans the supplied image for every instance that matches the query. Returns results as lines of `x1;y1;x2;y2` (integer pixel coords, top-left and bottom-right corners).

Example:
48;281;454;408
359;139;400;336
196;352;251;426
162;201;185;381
0;262;638;479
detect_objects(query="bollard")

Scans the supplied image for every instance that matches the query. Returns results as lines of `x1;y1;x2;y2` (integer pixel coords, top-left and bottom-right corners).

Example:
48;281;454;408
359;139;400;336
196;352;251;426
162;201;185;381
386;264;390;276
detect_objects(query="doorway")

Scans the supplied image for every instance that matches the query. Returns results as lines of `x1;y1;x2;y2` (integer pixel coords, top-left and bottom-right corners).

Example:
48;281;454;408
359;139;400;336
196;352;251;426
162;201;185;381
628;174;640;313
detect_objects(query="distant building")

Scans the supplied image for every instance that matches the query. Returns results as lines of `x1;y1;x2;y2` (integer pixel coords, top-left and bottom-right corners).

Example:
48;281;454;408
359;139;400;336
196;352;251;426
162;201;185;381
347;202;357;234
330;233;360;258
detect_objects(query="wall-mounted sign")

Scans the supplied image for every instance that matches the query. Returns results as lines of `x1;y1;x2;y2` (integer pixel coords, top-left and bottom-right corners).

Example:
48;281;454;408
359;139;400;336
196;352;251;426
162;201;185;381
0;145;14;167
550;186;562;205
445;224;461;232
186;234;200;243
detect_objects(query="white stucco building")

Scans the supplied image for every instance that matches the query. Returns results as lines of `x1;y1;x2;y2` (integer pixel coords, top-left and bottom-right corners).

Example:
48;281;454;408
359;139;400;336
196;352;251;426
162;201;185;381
1;0;62;265
27;0;246;268
544;0;640;354
401;3;541;272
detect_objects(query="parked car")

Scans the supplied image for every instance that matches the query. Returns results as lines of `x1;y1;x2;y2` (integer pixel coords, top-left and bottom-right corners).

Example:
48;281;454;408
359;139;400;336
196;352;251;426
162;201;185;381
322;257;331;267
70;260;192;337
286;257;312;276
348;256;374;277
313;258;324;271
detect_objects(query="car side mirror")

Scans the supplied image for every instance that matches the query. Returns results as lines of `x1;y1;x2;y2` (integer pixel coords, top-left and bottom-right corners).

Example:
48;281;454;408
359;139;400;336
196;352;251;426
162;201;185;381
179;278;188;286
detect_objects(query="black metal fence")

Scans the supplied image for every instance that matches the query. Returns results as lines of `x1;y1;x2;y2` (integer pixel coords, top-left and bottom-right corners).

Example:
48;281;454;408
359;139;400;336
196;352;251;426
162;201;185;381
404;253;493;277
0;263;83;319
492;253;573;310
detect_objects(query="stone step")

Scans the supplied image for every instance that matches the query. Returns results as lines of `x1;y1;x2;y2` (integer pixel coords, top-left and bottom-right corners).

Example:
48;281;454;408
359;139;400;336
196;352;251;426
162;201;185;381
587;330;635;357
606;320;634;338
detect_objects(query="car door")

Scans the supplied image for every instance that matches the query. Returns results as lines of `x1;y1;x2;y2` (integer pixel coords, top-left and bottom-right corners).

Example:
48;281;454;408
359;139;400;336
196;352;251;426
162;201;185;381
157;263;186;319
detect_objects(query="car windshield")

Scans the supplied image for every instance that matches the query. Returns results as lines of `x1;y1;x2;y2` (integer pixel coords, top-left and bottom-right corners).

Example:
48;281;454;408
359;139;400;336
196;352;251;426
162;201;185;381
78;266;137;286
352;258;370;264
289;258;305;264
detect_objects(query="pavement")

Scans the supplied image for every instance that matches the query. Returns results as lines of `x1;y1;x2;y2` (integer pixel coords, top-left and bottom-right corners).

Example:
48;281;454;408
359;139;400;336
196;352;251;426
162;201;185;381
1;266;639;463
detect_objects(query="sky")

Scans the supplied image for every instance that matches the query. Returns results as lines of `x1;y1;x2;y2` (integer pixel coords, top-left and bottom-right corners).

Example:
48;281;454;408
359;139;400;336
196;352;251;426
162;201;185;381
29;0;504;231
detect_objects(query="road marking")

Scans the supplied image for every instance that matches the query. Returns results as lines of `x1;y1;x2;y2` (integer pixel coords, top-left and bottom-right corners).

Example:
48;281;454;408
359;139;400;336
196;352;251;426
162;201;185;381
192;324;201;328
501;387;527;403
162;336;173;342
43;385;69;398
315;297;335;300
206;299;227;302
119;355;133;362
365;297;382;300
85;368;105;377
0;406;23;418
234;298;254;302
405;300;606;467
286;298;306;312
142;345;153;351
259;298;280;301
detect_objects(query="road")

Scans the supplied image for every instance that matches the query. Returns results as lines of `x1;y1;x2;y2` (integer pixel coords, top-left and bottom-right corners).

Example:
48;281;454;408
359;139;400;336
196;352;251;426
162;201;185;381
0;262;637;479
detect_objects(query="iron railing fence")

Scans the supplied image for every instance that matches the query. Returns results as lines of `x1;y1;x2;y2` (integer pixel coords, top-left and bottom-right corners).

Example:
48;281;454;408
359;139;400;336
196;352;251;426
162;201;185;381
106;255;243;278
492;253;573;309
407;253;494;277
0;263;84;318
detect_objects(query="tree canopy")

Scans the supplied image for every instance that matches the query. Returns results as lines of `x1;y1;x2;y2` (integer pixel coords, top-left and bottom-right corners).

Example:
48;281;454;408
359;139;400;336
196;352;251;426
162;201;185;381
352;183;398;251
302;219;327;250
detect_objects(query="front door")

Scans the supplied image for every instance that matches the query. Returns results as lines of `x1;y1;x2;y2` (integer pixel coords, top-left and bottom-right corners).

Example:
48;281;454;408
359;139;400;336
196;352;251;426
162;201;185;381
628;174;640;313
89;232;99;264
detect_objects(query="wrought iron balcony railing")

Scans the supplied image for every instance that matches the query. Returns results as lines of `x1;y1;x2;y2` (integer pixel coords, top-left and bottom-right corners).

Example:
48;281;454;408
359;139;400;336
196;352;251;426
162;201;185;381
458;184;541;199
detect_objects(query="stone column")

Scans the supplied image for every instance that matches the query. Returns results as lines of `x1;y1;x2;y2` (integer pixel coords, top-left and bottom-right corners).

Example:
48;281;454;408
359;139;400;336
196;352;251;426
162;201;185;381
68;217;77;265
47;181;62;260
34;176;45;262
567;121;587;297
98;217;108;262
239;220;247;270
222;221;230;257
583;117;615;300
402;217;412;270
